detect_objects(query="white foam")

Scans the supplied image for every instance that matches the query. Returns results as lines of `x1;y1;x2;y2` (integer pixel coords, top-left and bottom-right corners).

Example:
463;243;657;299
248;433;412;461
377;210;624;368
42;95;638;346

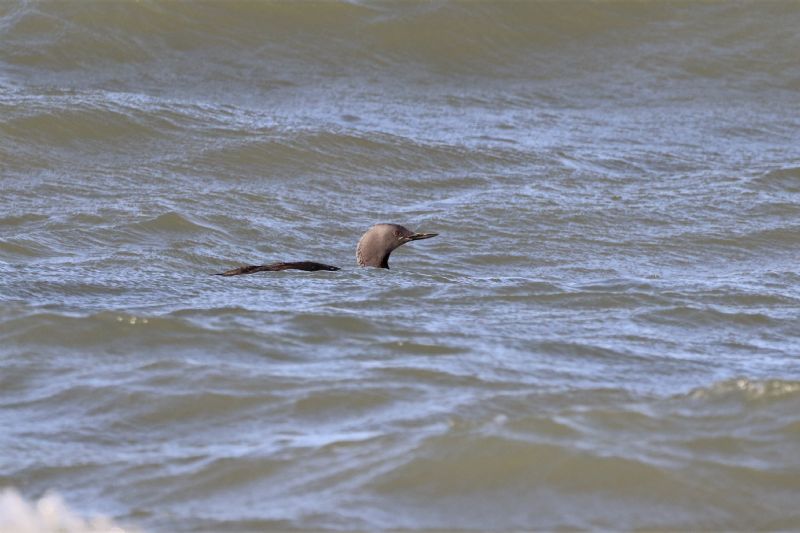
0;488;139;533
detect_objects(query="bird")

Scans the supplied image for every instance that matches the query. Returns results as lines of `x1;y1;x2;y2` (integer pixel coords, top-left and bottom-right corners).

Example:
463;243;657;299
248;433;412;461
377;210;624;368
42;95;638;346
216;223;437;276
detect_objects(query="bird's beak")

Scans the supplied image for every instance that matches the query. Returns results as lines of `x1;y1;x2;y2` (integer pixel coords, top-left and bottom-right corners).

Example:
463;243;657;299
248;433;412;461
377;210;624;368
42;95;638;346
409;232;438;241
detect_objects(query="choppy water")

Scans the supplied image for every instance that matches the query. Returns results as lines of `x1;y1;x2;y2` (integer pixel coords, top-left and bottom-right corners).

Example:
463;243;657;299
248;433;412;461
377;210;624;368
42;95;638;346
2;1;800;531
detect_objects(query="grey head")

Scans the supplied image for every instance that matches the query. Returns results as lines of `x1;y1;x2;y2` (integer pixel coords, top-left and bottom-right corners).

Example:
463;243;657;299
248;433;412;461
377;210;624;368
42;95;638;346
355;223;438;268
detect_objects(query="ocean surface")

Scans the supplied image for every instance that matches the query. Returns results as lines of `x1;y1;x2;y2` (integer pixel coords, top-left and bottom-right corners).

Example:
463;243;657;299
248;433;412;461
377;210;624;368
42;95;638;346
1;1;799;531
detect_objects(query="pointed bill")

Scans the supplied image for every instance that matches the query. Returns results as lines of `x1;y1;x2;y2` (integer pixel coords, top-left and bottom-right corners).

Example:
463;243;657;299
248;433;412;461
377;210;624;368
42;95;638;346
409;232;438;241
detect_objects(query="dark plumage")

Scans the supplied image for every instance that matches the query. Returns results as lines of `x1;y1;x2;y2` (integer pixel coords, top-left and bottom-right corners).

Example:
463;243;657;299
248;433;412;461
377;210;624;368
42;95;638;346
215;261;340;276
216;223;437;275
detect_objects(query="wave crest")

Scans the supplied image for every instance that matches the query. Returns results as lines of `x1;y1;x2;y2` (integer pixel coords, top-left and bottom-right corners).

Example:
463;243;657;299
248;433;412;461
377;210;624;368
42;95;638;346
0;488;139;533
687;378;800;402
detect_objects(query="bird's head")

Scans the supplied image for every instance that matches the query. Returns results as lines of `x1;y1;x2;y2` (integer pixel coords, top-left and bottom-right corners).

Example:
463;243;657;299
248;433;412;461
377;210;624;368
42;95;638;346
356;223;438;268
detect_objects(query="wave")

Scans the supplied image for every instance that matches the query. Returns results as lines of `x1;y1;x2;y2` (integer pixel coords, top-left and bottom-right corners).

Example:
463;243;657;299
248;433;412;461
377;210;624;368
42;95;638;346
0;2;644;68
751;166;800;193
126;211;218;236
360;386;800;530
686;378;800;403
2;1;798;80
665;223;800;258
0;93;225;151
0;488;140;533
194;129;525;179
639;305;779;328
1;101;162;146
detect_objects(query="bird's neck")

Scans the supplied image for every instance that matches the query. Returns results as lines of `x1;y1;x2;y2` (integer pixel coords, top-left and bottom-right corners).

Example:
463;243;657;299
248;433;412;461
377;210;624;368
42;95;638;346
357;246;391;268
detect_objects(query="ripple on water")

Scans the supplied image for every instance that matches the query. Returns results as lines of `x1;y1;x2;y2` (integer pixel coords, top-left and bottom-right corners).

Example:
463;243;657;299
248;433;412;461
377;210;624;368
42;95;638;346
749;166;800;193
637;305;779;328
124;211;222;237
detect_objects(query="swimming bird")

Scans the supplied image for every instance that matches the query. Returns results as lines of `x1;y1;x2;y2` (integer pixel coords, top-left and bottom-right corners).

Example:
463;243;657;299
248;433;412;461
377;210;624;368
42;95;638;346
216;223;437;276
